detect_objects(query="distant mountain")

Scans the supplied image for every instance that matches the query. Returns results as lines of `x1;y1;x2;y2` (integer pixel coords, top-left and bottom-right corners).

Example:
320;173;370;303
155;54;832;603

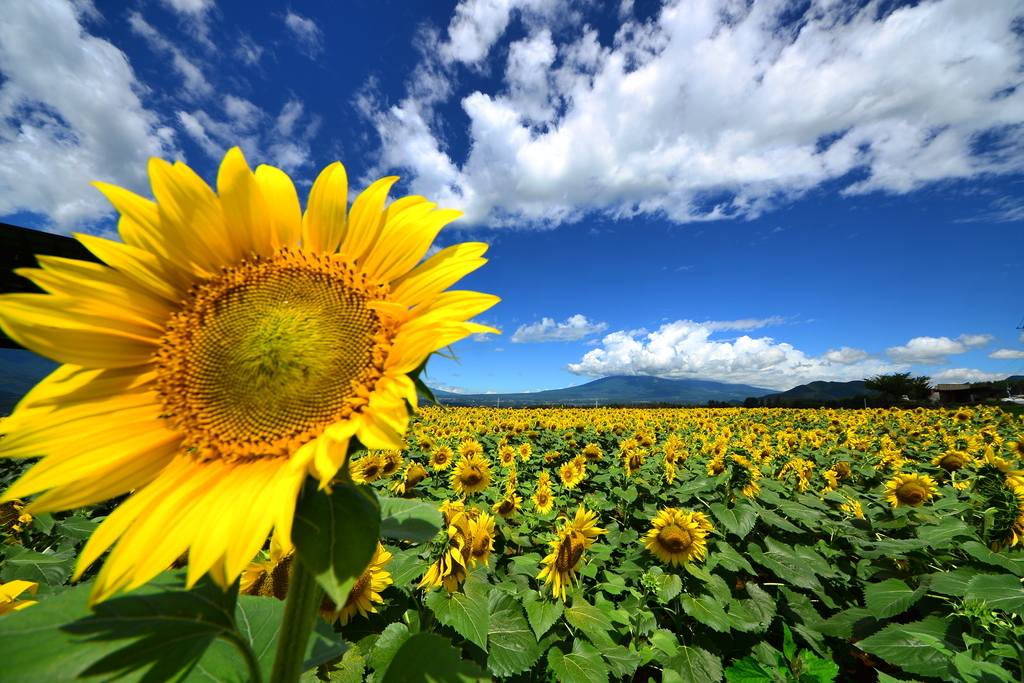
433;375;774;407
759;380;879;402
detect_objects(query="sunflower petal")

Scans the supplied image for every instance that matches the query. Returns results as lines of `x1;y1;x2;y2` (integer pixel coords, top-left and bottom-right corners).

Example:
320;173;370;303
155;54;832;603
345;176;398;265
218;147;274;259
255;164;302;250
389;242;490;306
74;232;191;303
302;162;347;254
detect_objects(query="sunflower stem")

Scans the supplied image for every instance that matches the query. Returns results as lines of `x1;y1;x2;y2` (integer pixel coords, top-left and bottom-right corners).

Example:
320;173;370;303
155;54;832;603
269;555;323;683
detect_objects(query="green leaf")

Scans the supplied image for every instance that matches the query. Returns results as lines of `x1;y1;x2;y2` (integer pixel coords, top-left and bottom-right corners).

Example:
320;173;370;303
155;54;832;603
292;478;381;606
728;582;775;633
754;506;803;534
0;580;119;683
670;645;723;683
599;644;642;679
797;653;839;683
54;516;99;540
190;597;345;682
857;616;963;679
960;541;1024;577
424;573;490;652
782;622;797;663
369;622;412;674
31;512;55;534
379;498;443;544
877;672;924;683
565;601;615;644
952;653;1017;683
547;639;611;683
709;502;757;538
747;539;822;591
523;590;564;639
380;633;490;683
680;594;731;632
724;656;774;683
487;591;541;677
812;607;877;639
863;579;927;619
929;568;982;597
964;574;1024;614
916;517;972;548
0;545;76;585
58;576;241;683
656;573;683;603
714;542;756;574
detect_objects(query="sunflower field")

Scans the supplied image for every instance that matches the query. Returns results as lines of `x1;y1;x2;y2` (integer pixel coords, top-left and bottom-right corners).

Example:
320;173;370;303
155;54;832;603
4;403;1024;683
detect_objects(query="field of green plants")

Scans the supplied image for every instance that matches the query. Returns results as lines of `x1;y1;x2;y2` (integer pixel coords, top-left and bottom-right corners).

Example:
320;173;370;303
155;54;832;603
3;404;1024;683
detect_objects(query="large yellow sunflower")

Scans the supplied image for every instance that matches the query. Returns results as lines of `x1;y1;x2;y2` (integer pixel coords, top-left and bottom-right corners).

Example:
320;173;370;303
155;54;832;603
643;508;711;567
882;473;938;508
532;471;555;514
0;148;497;603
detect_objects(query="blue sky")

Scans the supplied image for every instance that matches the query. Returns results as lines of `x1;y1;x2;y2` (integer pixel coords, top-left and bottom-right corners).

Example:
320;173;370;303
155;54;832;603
2;0;1023;394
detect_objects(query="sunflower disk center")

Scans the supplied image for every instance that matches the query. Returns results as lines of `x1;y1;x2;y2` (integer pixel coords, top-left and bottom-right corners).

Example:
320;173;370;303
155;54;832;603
157;251;387;458
658;526;692;553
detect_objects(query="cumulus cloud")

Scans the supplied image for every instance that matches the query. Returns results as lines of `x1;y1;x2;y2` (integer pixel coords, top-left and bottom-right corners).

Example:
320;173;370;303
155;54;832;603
178;96;319;172
366;0;1024;227
566;319;898;391
821;347;873;365
284;11;323;58
989;349;1024;359
511;314;608;342
0;0;178;232
885;334;992;364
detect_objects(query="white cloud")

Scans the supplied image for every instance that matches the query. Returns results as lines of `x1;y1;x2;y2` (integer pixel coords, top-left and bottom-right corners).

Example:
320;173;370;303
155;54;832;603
368;0;1024;227
235;33;263;66
178;97;318;173
127;11;213;98
284;11;323;58
885;334;991;365
566;319;899;391
0;0;177;232
159;0;214;15
511;314;608;342
989;349;1024;359
930;368;1011;384
822;346;872;365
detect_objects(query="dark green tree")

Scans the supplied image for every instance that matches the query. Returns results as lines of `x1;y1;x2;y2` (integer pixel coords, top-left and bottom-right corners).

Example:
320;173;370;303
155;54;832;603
863;372;932;401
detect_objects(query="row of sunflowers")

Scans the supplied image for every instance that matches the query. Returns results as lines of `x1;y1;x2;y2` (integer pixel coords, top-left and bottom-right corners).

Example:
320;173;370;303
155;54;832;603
4;403;1024;682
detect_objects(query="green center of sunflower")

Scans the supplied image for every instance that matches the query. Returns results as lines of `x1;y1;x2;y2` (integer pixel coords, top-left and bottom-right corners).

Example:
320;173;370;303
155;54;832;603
658;526;692;553
155;248;391;459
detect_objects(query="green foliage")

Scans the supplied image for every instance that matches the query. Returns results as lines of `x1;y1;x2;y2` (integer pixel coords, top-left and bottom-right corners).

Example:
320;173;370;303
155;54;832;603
864;372;932;401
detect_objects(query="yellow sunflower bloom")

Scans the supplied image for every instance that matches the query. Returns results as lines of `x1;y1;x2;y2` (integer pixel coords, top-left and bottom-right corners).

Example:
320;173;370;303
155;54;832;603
390;461;429;496
0;148;498;604
882;473;938;508
536;506;605;601
559;456;586;489
450;455;492;495
0;580;39;615
492;492;522;519
429;445;455;471
419;525;469;592
932;450;970;473
465;512;495;567
643;508;712;567
532;471;555;514
321;542;393;625
349;452;387;483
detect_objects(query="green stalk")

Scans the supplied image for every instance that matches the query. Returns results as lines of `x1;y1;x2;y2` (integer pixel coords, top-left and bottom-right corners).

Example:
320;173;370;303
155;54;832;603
269;555;323;683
